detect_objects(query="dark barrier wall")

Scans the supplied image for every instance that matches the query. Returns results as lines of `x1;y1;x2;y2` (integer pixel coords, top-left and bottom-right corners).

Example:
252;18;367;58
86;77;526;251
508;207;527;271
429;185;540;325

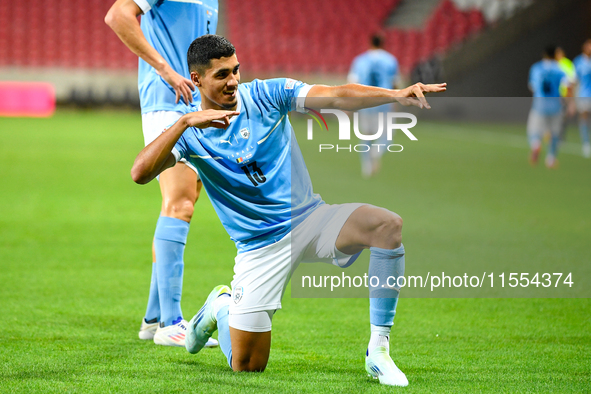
442;0;591;97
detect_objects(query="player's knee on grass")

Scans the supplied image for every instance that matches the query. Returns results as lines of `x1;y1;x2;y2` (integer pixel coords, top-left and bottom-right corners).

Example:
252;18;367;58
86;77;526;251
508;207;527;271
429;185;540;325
232;353;269;372
229;313;272;372
229;327;271;372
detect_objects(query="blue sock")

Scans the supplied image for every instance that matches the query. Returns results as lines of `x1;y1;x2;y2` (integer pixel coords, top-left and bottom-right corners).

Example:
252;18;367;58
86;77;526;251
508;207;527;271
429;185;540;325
144;262;160;322
216;304;232;368
369;244;405;327
548;134;560;158
154;216;190;326
580;118;590;144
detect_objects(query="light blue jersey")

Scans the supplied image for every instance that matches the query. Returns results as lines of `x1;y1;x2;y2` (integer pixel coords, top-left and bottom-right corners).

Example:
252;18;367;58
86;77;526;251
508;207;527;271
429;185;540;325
172;79;324;253
349;49;399;89
134;0;218;114
529;60;567;115
574;54;591;98
349;49;398;113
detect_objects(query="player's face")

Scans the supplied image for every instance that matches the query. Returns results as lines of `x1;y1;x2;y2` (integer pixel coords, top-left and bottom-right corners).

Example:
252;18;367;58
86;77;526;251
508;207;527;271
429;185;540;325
584;40;591;56
196;55;241;110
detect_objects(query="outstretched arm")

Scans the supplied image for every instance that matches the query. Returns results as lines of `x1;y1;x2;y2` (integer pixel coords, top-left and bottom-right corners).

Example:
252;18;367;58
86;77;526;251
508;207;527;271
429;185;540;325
105;0;195;104
305;82;447;111
131;110;239;184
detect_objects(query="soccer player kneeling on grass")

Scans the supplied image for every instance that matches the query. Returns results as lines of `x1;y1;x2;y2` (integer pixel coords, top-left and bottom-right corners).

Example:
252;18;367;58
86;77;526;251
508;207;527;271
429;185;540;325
131;34;446;386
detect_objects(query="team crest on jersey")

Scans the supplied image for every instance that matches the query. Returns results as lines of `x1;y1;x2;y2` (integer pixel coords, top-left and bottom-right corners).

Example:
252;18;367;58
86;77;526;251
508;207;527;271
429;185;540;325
285;78;296;90
233;286;244;304
239;128;250;139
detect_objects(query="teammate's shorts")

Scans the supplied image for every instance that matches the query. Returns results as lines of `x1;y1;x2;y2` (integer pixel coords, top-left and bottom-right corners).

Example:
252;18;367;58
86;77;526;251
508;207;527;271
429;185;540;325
576;97;591;113
141;110;199;176
228;203;366;332
527;109;562;140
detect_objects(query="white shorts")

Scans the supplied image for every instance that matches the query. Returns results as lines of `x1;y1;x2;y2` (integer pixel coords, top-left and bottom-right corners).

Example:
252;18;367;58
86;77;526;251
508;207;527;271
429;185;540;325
141;110;199;176
577;97;591;113
527;109;562;138
228;203;365;332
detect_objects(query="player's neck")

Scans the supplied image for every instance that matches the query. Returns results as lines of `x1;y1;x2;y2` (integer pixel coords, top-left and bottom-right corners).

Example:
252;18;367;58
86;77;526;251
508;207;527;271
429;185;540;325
200;97;238;112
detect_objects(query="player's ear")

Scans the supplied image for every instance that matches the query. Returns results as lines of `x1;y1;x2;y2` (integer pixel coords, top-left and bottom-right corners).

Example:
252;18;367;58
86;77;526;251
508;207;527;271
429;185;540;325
191;71;202;87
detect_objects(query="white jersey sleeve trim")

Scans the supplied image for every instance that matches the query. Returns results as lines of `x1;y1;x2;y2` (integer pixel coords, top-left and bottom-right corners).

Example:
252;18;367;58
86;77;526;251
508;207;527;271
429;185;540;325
133;0;152;14
296;84;313;113
171;147;181;163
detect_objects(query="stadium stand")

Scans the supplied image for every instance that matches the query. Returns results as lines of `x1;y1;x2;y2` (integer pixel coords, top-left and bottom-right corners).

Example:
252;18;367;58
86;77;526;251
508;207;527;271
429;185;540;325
0;0;543;104
0;0;488;76
226;0;487;75
0;0;137;70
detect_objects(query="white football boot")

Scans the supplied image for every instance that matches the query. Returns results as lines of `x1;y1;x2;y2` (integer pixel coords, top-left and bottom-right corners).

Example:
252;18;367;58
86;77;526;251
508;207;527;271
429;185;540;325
138;318;159;340
186;285;231;354
153;319;219;347
365;346;409;387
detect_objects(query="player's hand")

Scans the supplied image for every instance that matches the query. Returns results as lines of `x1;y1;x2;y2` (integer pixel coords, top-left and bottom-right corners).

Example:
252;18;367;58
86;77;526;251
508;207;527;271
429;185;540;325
157;64;196;105
183;109;240;129
397;82;447;109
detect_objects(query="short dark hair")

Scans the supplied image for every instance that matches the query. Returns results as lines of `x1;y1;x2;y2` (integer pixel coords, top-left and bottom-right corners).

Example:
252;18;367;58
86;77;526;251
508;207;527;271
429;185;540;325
544;45;557;59
371;34;384;48
187;35;236;73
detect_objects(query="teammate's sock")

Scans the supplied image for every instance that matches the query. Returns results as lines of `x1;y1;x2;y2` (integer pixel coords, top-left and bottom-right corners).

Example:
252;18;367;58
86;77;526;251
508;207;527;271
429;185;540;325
154;216;190;326
216;303;232;368
579;118;590;145
144;262;160;322
368;324;391;355
548;134;560;158
368;244;405;329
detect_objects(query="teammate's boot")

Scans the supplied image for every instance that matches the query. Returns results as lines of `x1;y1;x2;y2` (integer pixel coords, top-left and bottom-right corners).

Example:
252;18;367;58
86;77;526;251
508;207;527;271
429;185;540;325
153;319;189;347
365;346;408;387
186;285;231;354
583;143;591;158
545;155;558;169
138;318;159;340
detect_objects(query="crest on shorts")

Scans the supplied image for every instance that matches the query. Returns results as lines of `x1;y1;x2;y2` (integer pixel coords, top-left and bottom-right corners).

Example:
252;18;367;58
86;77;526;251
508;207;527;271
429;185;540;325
239;128;250;139
233;286;243;304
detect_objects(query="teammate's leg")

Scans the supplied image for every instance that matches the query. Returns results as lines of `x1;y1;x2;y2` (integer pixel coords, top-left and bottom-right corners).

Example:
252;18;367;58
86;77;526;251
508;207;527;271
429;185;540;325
139;243;160;340
527;110;542;165
139;111;210;346
545;114;562;168
151;164;201;345
229;327;271;371
579;110;591;158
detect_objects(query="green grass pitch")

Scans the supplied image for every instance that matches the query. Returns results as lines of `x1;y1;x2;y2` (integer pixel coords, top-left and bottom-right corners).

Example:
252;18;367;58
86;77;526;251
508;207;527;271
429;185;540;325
0;109;589;393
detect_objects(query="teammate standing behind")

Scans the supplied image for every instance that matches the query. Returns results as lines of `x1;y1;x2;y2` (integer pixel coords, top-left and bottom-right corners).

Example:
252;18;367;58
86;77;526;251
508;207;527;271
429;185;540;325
348;34;399;178
573;39;591;158
105;0;219;347
527;46;569;168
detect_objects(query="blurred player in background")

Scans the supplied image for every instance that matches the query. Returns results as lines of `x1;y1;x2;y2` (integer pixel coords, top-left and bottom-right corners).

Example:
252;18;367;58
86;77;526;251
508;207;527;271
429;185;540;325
348;34;399;178
555;47;576;142
130;35;446;386
105;0;219;347
527;46;569;168
574;39;591;158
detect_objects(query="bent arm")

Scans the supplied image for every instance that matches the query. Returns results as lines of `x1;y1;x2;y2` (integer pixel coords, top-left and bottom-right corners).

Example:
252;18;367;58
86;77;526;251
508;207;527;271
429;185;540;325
131;109;239;184
105;0;195;104
131;118;188;184
105;0;168;74
305;83;446;111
